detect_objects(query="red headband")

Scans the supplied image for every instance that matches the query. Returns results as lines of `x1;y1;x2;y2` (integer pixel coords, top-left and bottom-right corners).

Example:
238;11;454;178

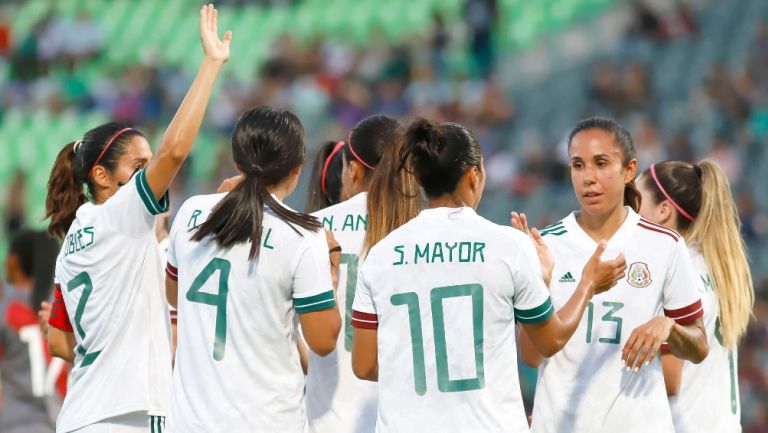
92;127;132;170
347;133;375;170
650;163;695;221
321;141;345;196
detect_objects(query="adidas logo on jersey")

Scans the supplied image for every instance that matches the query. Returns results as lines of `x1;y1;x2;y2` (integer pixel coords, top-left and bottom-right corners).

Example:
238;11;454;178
559;272;576;283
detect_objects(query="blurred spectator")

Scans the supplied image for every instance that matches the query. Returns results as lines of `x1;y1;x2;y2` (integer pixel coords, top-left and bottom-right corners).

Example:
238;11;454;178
588;61;622;115
0;13;10;56
660;2;699;39
627;1;664;42
464;0;497;77
4;170;25;235
62;11;103;68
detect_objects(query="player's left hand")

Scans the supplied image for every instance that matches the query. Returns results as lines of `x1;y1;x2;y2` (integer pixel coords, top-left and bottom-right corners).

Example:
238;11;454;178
511;211;554;287
217;174;244;193
621;316;675;372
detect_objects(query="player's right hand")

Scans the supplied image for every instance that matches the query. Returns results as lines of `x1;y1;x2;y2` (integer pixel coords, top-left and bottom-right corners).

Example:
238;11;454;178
580;241;626;296
200;4;231;63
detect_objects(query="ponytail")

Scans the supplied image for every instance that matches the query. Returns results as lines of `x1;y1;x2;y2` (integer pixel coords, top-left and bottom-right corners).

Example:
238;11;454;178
688;160;754;347
624;179;642;213
45;142;87;239
363;134;421;255
192;106;322;260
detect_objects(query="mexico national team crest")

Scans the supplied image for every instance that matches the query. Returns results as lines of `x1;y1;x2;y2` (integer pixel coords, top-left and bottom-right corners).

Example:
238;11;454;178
627;262;652;288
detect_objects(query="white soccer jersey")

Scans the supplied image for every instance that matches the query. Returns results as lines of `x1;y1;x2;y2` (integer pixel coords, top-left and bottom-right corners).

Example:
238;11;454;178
351;207;554;433
165;193;336;433
531;208;703;433
53;169;173;433
307;192;377;433
669;247;740;433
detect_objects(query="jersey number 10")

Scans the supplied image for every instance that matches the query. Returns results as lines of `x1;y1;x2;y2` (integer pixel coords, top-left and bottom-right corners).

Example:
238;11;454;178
391;284;484;396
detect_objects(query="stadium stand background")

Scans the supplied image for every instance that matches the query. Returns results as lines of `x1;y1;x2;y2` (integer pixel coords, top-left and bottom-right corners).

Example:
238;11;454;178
1;0;767;429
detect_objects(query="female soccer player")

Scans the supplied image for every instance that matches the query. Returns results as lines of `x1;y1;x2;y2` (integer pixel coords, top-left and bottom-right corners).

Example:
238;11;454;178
164;106;341;432
637;160;753;433
350;118;626;432
519;117;709;433
305;115;419;433
43;5;230;432
305;140;346;214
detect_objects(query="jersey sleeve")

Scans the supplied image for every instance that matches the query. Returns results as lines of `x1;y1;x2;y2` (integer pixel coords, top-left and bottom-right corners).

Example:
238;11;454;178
511;237;554;325
103;169;170;236
662;239;703;325
292;230;336;314
351;262;378;329
49;283;74;332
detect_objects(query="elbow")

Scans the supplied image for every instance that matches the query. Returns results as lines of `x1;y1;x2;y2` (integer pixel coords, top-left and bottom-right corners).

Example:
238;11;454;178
158;142;188;165
309;339;337;357
352;362;378;381
690;340;709;364
538;339;566;359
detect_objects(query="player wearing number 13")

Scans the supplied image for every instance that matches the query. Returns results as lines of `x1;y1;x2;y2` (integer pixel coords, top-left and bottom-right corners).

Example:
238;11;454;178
43;5;230;432
522;118;709;433
350;119;626;433
164;106;341;433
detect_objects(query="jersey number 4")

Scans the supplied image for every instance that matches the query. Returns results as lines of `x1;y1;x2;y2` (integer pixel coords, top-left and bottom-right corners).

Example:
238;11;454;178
186;258;231;361
391;284;484;396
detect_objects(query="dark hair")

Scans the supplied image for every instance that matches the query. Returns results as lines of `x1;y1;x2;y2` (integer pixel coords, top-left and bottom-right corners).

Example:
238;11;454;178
8;230;60;309
351;116;421;254
567;117;641;212
304;140;344;213
640;161;701;233
45;123;145;239
192;106;322;259
400;118;482;199
344;115;400;176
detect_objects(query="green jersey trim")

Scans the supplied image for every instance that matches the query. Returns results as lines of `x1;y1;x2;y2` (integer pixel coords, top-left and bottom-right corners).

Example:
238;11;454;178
514;297;554;324
294;290;336;314
540;221;567;237
135;169;170;216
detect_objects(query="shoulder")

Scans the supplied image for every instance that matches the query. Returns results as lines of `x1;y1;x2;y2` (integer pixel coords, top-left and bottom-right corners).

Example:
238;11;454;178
635;217;683;245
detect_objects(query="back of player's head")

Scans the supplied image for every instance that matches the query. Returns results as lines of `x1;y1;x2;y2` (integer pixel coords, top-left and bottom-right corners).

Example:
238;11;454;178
192;106;322;260
567;117;641;212
7;230;59;309
400;118;482;199
45;122;145;239
641;159;753;347
358;117;421;255
344;115;401;176
305;140;345;213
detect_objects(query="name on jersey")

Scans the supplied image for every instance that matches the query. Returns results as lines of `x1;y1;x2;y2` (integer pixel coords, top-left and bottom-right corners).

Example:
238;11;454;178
392;241;486;266
64;226;95;257
322;214;367;232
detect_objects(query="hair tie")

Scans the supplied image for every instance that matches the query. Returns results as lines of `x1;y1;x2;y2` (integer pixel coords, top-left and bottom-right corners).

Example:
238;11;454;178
347;133;375;170
245;163;264;177
73;140;84;154
650;163;695;222
321;141;345;196
92;127;132;170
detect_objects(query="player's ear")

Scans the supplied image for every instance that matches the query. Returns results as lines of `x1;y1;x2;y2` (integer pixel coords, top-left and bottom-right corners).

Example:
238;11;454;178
91;165;112;189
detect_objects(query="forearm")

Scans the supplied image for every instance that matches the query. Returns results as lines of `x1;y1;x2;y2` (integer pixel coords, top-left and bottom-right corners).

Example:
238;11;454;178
550;281;594;347
146;58;224;197
518;325;544;368
666;319;708;363
158;58;223;161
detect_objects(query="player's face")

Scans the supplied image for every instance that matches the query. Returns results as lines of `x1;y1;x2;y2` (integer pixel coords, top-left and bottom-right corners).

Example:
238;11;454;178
112;135;153;187
569;129;636;217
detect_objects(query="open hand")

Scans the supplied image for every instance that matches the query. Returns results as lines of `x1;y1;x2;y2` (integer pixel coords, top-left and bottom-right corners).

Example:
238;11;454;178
200;4;231;63
621;316;674;372
580;241;626;295
511;211;554;286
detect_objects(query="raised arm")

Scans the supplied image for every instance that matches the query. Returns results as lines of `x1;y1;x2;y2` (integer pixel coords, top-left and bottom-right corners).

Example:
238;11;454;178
145;4;231;200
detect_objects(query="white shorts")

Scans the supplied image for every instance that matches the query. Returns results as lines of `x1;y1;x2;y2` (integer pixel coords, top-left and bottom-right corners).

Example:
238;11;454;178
70;413;165;433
